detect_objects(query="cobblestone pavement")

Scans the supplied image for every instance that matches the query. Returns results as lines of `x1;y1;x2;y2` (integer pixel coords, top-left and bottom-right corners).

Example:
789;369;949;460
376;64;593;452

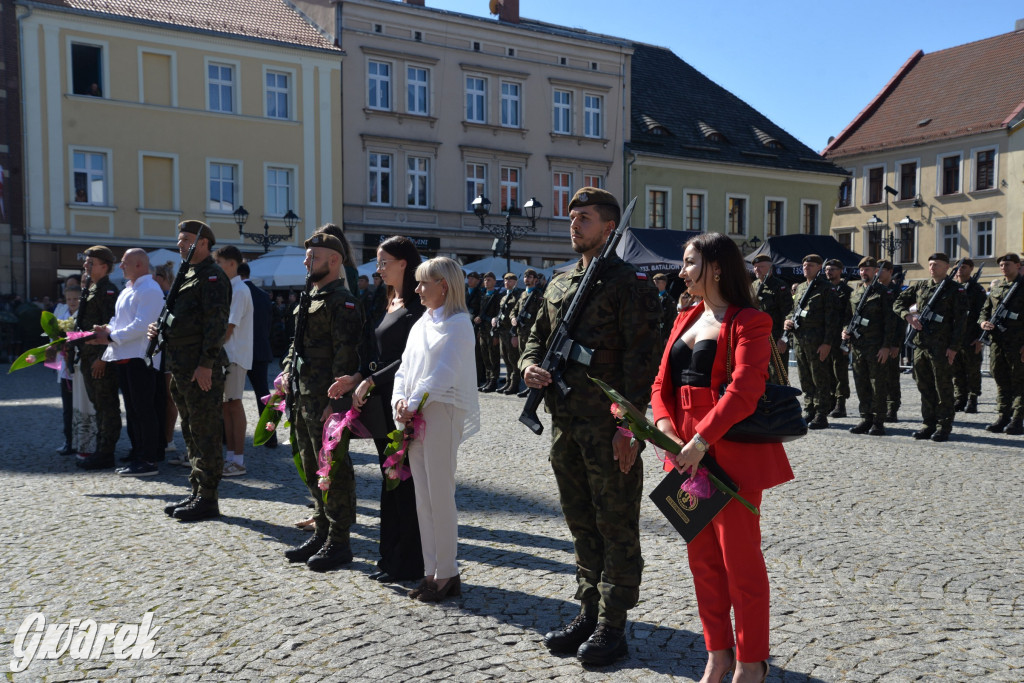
1;363;1022;682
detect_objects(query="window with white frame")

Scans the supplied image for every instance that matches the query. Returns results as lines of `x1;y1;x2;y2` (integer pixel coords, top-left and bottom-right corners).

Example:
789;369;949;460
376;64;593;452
265;167;293;216
727;195;747;235
647;188;668;228
208;162;238;212
584;94;602;138
407;66;429;115
865;165;884;204
898;160;918;200
406;156;429;208
465;76;486;123
685;191;705;232
834;230;854;253
940;221;961;259
368;60;391;110
583;174;603;188
72;150;108;205
766;199;784;236
938;153;961;195
802;201;820;235
897;223;916;265
500;166;520;211
368;153;392;206
265;71;290;119
553;172;572;218
837;176;852;208
208;62;235;113
71;43;104;96
501;82;521;128
553;90;572;134
866;223;883;261
466;163;486;211
974;148;996;191
973;217;994;258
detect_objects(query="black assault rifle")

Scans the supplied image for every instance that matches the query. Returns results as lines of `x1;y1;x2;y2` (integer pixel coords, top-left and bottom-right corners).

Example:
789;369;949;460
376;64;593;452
519;196;637;435
145;237;200;367
840;272;881;354
285;264;314;417
779;269;826;346
904;258;963;351
977;274;1022;347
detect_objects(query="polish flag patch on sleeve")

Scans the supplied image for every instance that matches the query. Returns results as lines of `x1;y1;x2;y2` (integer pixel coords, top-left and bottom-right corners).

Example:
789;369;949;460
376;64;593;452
345;301;356;309
208;276;219;282
635;272;648;280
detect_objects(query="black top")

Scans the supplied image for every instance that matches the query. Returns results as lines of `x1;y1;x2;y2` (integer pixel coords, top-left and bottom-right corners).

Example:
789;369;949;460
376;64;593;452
669;337;716;388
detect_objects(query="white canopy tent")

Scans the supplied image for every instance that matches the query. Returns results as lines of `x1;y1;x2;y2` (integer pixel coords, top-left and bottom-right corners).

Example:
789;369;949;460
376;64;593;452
246;246;308;287
459;256;529;278
109;247;185;288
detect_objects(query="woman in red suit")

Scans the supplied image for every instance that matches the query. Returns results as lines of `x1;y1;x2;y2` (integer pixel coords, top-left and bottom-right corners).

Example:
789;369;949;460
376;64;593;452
651;233;794;683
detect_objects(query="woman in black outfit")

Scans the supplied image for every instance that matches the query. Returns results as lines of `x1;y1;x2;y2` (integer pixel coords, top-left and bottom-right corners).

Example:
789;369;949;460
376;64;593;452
330;235;424;582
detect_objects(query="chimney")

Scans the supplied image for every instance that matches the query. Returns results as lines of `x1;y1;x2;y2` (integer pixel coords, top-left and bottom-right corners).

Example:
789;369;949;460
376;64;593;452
1016;18;1024;31
496;0;520;24
404;0;425;6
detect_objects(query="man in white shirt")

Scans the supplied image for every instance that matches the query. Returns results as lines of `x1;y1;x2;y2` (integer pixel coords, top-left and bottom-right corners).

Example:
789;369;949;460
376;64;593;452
214;246;253;476
89;249;165;476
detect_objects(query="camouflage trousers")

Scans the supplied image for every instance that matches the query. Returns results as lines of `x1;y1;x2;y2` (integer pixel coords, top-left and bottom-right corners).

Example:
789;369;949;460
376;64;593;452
850;345;890;421
169;366;225;499
989;339;1024;419
829;346;850;400
294;392;355;542
550;414;643;628
912;346;955;430
477;330;500;385
886;349;903;413
79;351;122;456
498;330;520;389
794;334;834;416
952;345;983;401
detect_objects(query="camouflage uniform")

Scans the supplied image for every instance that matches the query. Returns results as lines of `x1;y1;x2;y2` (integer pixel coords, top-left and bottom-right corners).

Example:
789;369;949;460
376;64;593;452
791;278;841;419
656;291;677;350
952;278;986;407
519;257;660;629
477;288;501;389
894;278;968;433
752;273;793;382
496;286;522;391
467;284;485;383
77;275;121;456
882;277;905;418
829;279;853;411
979;275;1024;423
282;279;364;543
847;280;897;425
164;256;231;499
512;285;543;348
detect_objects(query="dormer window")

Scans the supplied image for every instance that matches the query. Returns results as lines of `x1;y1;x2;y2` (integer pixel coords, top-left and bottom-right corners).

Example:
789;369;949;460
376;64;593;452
697;121;725;143
753;126;783;150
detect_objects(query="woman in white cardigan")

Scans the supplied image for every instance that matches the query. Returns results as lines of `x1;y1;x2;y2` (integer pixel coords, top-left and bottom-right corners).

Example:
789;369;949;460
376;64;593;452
393;257;480;602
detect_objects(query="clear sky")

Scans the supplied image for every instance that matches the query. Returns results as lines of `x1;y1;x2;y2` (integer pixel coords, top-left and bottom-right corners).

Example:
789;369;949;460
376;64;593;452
429;0;1023;153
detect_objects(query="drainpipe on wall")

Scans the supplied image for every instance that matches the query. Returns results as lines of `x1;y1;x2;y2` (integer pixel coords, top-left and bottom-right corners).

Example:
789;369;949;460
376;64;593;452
625;153;638;227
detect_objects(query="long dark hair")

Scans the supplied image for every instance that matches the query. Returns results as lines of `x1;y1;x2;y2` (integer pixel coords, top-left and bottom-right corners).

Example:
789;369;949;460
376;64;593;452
378;235;423;313
316;223;356;268
684;232;756;309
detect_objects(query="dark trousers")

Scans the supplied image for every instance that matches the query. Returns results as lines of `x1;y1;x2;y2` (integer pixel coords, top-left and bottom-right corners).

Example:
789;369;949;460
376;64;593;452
116;359;162;463
61;377;73;446
374;435;424;580
248;360;271;417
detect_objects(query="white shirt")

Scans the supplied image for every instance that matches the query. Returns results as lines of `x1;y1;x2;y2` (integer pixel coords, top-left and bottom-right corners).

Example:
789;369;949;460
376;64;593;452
101;274;165;362
223;275;254;370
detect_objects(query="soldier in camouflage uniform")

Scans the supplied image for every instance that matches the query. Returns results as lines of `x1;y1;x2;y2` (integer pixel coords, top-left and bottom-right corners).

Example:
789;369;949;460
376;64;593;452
282;232;365;571
520;187;660;666
825;259;853;418
783;254;841;429
75;245;122;470
495;273;522;394
978;253;1024;434
751;254;793;383
466;272;485;385
893;252;968;442
152;221;231;520
878;261;904;421
475;272;501;392
511;268;543;398
841;257;897;435
952;259;986;414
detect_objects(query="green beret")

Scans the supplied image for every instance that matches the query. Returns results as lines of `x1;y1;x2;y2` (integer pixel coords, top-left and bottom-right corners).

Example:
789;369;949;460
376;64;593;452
304;232;345;256
928;252;950;263
751;254;772;264
177;220;216;246
467;271;481;279
959;258;974;267
802;254;823;265
83;245;115;265
877;259;894;270
568;186;620;212
522;268;537;277
858;257;878;268
997;252;1021;264
824;258;844;269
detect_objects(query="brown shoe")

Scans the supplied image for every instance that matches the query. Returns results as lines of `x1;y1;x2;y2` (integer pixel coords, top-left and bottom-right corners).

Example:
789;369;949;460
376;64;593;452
417;575;462;602
408;578;436;599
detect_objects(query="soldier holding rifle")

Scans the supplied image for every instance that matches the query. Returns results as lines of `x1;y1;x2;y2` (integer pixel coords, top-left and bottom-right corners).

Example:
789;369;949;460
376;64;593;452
893;252;968;442
825;259;853;418
511;268;542;397
750;254;793;381
878;260;904;421
978;253;1024;434
952;259;986;414
520;187;660;666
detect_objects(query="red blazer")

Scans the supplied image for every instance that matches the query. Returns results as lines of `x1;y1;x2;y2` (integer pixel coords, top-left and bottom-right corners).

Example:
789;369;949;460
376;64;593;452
651;302;794;492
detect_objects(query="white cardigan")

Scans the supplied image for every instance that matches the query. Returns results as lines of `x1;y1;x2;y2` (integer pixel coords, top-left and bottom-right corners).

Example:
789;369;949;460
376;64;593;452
392;306;480;440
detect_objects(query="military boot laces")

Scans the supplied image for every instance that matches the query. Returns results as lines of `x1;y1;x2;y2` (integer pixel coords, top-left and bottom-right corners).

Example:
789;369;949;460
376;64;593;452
285;533;326;563
576;624;628;666
306;538;353;572
543;613;597;653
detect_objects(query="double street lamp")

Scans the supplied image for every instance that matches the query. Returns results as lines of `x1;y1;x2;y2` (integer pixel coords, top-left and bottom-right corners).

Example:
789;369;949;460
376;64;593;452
472;195;542;274
233;205;300;253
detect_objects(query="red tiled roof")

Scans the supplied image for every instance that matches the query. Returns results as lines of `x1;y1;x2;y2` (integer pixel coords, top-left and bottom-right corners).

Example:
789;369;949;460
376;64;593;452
824;29;1024;158
29;0;339;52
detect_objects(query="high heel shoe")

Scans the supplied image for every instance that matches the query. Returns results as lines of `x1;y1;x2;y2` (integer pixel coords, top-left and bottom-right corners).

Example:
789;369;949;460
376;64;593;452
408;578;435;599
416;575;461;602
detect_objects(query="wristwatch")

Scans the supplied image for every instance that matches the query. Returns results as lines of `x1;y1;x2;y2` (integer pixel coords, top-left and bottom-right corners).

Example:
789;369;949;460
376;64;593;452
691;433;709;453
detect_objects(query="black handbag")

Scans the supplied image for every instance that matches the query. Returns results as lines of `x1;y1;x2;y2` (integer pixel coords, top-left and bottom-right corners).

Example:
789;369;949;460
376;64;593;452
720;311;807;443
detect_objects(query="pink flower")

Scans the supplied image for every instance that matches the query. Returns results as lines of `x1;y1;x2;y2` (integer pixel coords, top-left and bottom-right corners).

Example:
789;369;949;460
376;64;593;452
609;403;626;419
25;355;36;364
265;422;275;432
317;475;330;491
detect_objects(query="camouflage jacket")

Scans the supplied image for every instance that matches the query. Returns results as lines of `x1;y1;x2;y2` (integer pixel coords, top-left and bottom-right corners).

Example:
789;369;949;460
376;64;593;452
76;275;119;364
519;256;661;418
477;288;500;334
894;277;968;352
791;277;842;341
958;278;987;343
496;288;521;332
979;275;1024;345
847;281;897;349
752;274;793;341
658;292;677;338
831;280;853;344
163;255;231;372
882;278;907;341
512;287;544;342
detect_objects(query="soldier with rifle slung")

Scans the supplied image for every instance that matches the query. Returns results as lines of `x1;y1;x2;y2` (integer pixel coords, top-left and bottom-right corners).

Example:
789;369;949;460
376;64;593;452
519;187;660;666
751;254;793;382
825;258;853;418
893;252;968;442
952;259;986;414
510;268;542;397
878;260;904;421
977;252;1024;434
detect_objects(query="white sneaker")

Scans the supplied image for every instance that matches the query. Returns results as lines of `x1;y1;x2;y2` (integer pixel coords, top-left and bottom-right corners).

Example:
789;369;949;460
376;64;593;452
222;461;247;477
168;453;190;466
165;443;178;453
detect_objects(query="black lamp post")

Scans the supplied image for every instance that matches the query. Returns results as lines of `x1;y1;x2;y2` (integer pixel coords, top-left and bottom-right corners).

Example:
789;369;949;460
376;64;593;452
234;205;300;254
472;195;542;273
890;216;915;262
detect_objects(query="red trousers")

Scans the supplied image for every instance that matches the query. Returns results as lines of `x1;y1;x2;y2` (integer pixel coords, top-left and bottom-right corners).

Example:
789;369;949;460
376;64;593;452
686;490;769;663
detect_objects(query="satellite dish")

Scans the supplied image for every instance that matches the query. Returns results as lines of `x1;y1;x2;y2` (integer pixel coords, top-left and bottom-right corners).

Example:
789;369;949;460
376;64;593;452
489;0;502;15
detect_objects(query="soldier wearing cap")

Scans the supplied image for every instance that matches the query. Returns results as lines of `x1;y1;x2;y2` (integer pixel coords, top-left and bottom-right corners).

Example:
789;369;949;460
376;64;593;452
783;254;841;429
495;272;522;394
511;268;543;397
520;187;661;666
150;221;231;520
952;258;986;414
750;254;793;381
281;231;365;570
475;271;501;392
893;252;968;442
841;256;898;435
823;258;852;418
978;252;1024;434
466;271;485;385
877;260;904;421
75;245;122;470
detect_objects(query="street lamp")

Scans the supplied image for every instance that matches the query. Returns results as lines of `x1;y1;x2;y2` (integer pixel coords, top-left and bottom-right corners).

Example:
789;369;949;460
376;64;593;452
234;205;300;254
472;195;542;273
888;216;915;262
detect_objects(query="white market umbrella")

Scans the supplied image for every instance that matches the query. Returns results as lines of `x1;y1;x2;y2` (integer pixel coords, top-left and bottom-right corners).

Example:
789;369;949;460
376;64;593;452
247;245;308;287
460;256;529;278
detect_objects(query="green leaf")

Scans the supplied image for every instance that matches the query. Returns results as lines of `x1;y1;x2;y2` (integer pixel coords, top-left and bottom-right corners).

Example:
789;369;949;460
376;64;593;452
40;311;62;341
589;376;681;454
253;395;285;446
8;341;60;373
291;422;306;484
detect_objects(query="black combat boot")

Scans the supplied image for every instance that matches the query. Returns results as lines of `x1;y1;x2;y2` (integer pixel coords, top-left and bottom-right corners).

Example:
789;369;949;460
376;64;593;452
884;407;898;423
849;419;871;434
953;396;967;412
479;380;497;393
172;496;220;521
517;388;530;398
828;398;847;418
986;415;1011;433
77;453;115;470
544;612;597;654
307;538;353;572
913;425;936;440
164;494;196;517
802;407;815;422
576;624;628;666
868;421;886;436
1004;418;1024;436
930;428;950;442
965;395;978;413
285;533;326;563
808;413;829;430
